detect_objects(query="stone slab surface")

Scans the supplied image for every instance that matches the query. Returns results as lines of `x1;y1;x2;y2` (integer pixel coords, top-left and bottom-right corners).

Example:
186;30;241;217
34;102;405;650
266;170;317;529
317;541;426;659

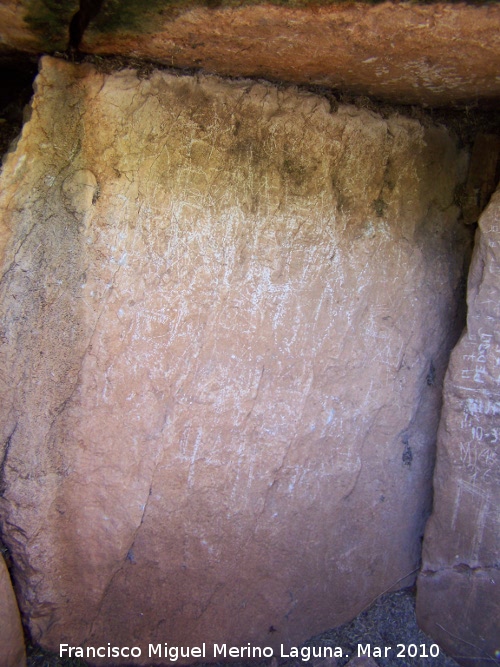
0;2;500;106
0;57;471;664
0;553;26;667
87;2;500;107
417;188;500;667
347;657;379;667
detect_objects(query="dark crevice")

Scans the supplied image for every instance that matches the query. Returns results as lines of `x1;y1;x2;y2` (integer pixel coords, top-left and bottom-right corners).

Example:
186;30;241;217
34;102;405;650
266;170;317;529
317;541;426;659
0;56;38;160
0;425;18;613
68;0;106;52
0;423;17;496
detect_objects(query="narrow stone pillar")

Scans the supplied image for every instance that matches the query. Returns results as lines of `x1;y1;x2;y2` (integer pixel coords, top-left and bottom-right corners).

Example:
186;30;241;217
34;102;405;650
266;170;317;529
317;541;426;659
417;187;500;667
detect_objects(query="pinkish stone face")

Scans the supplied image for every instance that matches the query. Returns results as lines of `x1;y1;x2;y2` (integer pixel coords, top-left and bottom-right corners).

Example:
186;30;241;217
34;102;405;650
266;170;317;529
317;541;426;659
417;189;500;666
0;58;471;664
2;2;500;106
0;554;26;667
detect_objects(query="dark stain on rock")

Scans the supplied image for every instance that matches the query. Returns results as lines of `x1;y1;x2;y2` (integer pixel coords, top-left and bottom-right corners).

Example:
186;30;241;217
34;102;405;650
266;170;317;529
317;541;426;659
426;360;436;387
24;0;80;51
69;0;106;51
402;437;413;468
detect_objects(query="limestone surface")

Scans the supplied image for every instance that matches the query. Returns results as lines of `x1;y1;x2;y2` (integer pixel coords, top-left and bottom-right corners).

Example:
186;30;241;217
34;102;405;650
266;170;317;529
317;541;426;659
0;2;499;107
417;189;500;667
0;553;26;667
83;2;500;107
0;57;470;663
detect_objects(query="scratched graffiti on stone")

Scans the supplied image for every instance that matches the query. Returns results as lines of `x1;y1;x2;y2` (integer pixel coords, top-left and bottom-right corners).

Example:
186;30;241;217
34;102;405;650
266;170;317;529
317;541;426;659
0;58;471;662
418;188;500;665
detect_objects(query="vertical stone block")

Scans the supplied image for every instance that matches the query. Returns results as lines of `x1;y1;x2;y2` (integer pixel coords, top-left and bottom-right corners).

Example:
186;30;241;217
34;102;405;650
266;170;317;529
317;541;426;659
0;57;471;663
417;189;500;667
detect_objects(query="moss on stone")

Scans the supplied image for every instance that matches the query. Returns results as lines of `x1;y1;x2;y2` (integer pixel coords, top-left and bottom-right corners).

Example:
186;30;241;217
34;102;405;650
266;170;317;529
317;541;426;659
20;0;500;47
89;0;499;36
24;0;80;50
91;0;177;33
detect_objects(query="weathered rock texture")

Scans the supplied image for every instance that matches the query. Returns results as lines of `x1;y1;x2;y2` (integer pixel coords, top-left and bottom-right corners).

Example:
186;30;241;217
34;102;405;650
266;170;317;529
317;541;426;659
83;2;500;108
0;57;471;663
1;2;500;107
0;553;26;667
417;189;500;667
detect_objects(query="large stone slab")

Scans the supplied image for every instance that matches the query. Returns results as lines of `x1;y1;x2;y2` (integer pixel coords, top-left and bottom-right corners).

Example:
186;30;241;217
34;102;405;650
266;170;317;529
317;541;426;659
1;2;500;107
0;57;471;663
84;2;500;108
417;189;500;667
0;552;26;667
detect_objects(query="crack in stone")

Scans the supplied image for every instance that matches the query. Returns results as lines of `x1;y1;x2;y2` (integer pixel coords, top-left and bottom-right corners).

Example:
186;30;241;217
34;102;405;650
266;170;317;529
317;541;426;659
44;261;123;459
85;424;164;644
421;563;500;575
85;479;153;644
242;363;265;428
0;216;41;285
68;0;105;53
0;422;18;495
435;622;500;666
